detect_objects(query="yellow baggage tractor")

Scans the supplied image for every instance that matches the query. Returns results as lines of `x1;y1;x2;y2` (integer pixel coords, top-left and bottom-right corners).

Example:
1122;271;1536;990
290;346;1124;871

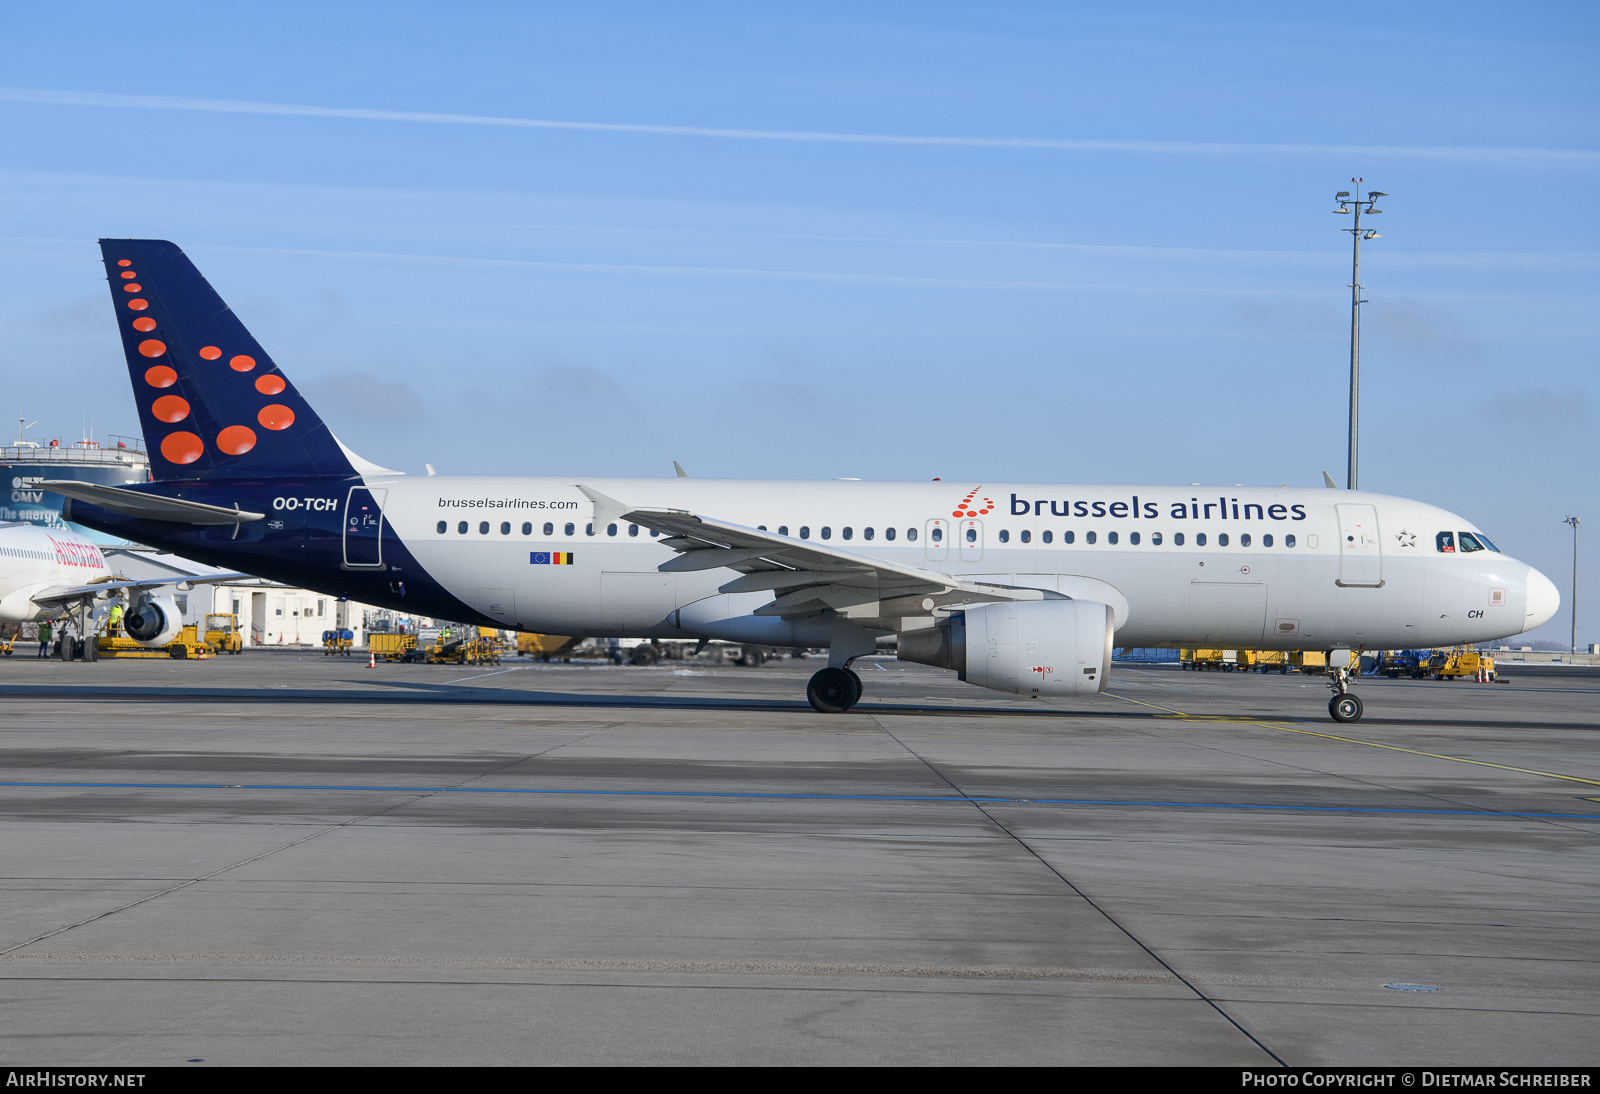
205;613;245;654
1251;650;1290;674
516;633;581;661
1425;647;1496;681
97;622;213;660
1288;650;1328;674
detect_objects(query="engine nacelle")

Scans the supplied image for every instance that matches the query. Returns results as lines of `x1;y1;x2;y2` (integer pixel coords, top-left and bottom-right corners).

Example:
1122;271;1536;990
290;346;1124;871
124;596;183;647
897;600;1113;697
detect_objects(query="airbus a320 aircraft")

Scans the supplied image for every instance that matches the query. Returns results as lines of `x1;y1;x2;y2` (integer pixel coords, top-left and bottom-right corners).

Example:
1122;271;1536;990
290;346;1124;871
0;520;242;657
48;240;1559;721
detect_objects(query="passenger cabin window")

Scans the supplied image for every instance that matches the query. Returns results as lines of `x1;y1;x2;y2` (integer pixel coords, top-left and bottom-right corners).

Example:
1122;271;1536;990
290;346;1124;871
930;527;941;542
884;528;895;541
1262;534;1273;547
778;525;789;536
1064;531;1075;544
629;524;639;537
544;522;554;536
1240;533;1251;547
479;522;490;534
998;530;1010;543
1042;530;1053;544
607;523;618;536
1285;534;1296;548
800;526;811;539
1020;530;1031;543
458;521;468;534
437;521;447;534
1130;532;1140;545
1108;531;1118;545
1217;533;1228;547
1458;532;1486;552
501;522;511;535
1436;531;1455;553
863;527;874;540
907;528;917;541
1151;532;1162;545
965;527;976;543
1196;533;1207;546
1086;531;1097;545
586;523;595;536
842;527;852;540
1174;532;1184;546
564;522;575;536
522;522;532;535
821;527;832;540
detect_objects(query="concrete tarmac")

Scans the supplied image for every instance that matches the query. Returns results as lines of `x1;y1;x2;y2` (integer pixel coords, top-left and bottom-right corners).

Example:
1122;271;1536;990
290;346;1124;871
0;650;1596;1065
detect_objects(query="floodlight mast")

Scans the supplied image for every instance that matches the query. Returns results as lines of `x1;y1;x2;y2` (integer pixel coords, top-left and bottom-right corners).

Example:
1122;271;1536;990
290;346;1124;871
1333;180;1386;490
1564;516;1581;654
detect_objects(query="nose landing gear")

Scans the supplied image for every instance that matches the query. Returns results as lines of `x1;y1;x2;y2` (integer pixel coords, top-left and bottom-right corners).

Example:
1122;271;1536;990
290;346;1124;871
806;666;862;713
1327;666;1363;723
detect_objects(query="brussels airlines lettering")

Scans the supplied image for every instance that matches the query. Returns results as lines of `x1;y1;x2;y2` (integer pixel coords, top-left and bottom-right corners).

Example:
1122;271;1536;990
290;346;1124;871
59;238;1563;727
1010;493;1307;522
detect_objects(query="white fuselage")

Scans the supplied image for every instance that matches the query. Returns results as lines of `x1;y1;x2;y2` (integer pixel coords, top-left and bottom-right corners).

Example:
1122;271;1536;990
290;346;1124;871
355;477;1556;651
0;523;112;622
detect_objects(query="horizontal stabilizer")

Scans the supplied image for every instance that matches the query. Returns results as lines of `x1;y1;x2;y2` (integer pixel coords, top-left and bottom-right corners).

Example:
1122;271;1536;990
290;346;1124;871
42;481;264;525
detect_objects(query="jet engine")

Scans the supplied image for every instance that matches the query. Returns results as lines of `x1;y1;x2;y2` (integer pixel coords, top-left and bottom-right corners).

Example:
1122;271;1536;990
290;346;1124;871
897;600;1113;697
123;595;183;647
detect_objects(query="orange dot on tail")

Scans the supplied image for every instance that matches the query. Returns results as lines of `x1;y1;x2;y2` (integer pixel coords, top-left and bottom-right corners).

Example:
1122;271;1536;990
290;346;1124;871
217;425;256;455
120;271;137;280
123;283;141;292
151;395;190;423
132;317;157;332
137;339;166;358
159;431;204;464
258;404;295;431
255;374;286;395
126;299;148;311
952;511;963;517
199;346;221;360
144;365;176;388
229;355;256;372
117;259;132;267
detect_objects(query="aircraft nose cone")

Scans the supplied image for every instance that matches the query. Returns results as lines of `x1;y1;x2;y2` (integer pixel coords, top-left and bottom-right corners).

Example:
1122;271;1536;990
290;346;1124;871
1525;567;1561;630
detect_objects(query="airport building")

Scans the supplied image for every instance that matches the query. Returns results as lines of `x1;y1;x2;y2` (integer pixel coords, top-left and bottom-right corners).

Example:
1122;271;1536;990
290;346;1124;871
1;435;149;543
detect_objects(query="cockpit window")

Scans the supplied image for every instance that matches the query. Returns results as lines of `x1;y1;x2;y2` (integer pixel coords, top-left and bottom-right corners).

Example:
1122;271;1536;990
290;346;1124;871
1436;531;1455;553
1477;534;1500;552
1458;532;1486;553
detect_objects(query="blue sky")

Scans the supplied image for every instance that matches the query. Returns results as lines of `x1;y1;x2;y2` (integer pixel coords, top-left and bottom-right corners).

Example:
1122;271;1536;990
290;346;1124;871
2;2;1595;643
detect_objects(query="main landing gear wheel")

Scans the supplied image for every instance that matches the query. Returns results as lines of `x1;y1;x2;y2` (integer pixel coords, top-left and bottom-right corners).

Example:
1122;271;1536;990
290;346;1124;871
807;667;861;714
1329;693;1364;723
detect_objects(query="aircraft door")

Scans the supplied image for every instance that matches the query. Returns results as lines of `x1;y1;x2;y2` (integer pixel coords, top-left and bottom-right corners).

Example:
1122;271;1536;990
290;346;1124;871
343;487;387;570
1334;503;1383;587
959;519;984;563
924;519;948;562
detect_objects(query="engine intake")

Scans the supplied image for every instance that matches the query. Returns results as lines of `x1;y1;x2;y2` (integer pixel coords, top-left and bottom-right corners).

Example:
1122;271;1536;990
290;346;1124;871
124;596;183;647
898;600;1113;697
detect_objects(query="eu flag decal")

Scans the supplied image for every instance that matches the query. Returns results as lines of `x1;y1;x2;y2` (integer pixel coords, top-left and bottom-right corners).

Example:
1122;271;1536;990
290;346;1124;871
531;552;574;565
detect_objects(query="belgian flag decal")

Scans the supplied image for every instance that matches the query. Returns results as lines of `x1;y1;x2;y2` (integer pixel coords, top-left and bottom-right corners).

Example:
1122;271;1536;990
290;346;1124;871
530;552;574;565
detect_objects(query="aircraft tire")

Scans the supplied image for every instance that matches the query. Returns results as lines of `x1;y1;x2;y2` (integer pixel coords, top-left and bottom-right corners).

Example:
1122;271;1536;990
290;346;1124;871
807;668;858;714
1328;694;1363;723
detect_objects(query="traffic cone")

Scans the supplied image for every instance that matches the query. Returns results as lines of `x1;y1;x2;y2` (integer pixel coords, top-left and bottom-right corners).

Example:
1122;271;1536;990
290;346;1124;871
368;650;376;668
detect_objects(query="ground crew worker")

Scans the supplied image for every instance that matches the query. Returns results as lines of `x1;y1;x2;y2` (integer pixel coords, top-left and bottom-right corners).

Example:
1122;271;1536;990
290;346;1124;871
108;602;124;636
37;620;52;658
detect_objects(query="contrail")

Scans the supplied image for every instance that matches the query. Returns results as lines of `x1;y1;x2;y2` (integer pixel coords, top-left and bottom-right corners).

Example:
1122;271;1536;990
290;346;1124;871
2;86;1595;166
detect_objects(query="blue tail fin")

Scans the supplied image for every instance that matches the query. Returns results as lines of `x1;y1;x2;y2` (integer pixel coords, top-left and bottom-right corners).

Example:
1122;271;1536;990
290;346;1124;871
99;239;358;481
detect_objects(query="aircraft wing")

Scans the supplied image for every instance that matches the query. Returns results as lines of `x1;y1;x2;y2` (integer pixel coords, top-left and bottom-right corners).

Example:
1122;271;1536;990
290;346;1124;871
30;573;259;609
578;486;1055;621
41;481;264;525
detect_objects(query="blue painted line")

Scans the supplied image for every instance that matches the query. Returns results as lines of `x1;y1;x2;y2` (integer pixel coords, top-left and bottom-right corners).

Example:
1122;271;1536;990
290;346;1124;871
0;780;1597;820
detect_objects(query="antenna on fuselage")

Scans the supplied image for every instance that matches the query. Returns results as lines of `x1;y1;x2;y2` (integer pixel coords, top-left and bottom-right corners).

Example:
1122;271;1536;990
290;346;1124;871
673;461;689;478
1323;471;1339;489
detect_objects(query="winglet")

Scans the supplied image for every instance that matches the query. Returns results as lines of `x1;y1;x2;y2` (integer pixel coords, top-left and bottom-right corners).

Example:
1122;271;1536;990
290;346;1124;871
576;485;629;528
673;461;688;479
1322;471;1339;489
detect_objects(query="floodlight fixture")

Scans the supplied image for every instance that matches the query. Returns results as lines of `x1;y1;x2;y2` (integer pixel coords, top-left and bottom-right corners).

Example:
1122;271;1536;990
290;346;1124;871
1336;191;1350;197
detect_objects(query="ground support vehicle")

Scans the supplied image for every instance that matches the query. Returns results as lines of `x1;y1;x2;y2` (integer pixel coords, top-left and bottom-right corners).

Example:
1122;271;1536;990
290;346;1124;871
0;636;14;657
96;623;213;660
516;633;581;661
1425;647;1496;681
205;614;245;654
322;629;354;657
1288;650;1328;674
1181;649;1247;671
1251;651;1290;674
370;633;418;662
1376;650;1429;679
